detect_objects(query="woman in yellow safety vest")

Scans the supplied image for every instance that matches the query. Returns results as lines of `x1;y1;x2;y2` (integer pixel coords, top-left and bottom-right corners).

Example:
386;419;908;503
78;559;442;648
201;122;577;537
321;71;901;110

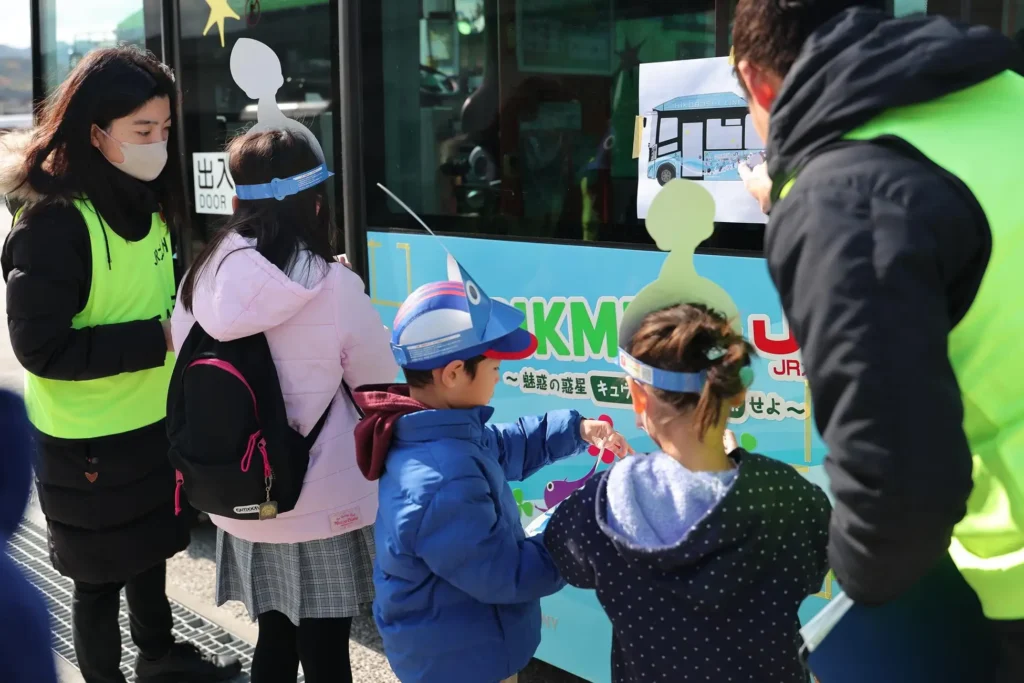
0;46;239;683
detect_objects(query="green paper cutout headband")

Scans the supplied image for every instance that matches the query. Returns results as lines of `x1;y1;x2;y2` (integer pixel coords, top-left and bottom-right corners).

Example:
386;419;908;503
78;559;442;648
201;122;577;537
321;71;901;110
618;179;751;394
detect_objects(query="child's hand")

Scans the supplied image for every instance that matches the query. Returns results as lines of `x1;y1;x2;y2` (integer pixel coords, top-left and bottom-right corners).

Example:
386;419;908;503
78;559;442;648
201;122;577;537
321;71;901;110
581;419;634;459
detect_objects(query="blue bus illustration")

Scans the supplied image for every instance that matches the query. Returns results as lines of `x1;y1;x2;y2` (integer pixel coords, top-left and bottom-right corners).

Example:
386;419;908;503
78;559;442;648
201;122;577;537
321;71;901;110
645;91;765;185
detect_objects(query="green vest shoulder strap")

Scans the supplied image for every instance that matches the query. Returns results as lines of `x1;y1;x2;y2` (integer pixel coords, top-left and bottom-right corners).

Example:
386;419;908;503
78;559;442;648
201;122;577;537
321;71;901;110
782;70;1024;619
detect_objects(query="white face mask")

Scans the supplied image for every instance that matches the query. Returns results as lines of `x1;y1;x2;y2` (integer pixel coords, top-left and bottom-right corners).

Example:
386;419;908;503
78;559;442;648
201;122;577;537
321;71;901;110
98;127;168;182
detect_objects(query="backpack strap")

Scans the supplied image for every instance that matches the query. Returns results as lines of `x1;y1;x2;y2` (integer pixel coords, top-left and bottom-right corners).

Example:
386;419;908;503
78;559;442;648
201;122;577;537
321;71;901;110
305;399;333;449
342;381;364;419
304;381;363;449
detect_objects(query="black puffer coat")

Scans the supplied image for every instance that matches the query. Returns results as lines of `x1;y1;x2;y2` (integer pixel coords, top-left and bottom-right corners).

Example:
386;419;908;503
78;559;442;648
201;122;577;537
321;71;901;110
0;131;188;584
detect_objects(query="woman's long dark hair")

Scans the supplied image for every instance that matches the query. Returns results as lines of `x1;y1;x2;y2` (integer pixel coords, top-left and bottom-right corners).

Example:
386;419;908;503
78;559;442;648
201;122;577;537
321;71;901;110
179;129;337;312
19;45;185;235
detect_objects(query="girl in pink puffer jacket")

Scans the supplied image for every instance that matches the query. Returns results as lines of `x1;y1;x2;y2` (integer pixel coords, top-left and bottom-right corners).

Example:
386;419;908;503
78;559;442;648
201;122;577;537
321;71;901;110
171;129;397;683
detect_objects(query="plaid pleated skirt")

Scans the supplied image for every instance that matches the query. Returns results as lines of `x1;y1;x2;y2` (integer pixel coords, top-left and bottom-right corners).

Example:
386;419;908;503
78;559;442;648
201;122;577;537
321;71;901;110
215;525;376;626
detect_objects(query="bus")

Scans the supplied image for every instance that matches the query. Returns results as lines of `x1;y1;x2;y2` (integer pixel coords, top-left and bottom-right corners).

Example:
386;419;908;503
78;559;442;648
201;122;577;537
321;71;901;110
644;91;765;185
11;0;1022;680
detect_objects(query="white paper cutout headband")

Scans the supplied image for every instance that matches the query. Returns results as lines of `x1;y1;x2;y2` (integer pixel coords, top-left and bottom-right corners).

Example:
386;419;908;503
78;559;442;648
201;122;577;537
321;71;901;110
617;179;752;394
228;38;332;201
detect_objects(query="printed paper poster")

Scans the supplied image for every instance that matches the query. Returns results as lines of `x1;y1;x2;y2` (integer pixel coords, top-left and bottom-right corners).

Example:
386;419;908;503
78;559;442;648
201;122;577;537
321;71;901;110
637;57;767;224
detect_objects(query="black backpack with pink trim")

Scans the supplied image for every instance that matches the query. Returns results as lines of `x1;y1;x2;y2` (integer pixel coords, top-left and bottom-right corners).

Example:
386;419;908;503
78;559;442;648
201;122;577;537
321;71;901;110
166;323;331;520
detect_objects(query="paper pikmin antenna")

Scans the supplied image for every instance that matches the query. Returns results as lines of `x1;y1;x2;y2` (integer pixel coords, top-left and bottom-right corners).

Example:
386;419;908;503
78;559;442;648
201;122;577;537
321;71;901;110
619;178;741;345
377;183;493;341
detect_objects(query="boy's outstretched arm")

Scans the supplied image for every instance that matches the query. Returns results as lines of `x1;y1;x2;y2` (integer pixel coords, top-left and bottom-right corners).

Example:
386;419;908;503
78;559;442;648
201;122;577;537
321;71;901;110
488;409;587;482
416;474;566;604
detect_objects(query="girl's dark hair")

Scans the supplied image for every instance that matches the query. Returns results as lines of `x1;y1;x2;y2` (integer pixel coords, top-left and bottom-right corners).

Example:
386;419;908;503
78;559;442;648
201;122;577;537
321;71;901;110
179;129;337;311
627;304;753;439
404;355;487;388
19;45;185;233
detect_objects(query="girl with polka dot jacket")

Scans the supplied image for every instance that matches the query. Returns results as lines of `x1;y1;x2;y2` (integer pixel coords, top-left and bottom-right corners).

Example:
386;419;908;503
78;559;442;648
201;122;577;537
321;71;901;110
544;304;831;683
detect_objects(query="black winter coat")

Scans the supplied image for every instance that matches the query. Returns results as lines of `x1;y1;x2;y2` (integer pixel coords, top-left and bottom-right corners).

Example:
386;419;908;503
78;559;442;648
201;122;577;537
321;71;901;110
762;9;1022;605
1;131;188;584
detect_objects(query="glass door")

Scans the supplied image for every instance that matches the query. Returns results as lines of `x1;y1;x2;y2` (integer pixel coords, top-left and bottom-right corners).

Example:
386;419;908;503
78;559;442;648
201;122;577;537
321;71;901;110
173;0;341;246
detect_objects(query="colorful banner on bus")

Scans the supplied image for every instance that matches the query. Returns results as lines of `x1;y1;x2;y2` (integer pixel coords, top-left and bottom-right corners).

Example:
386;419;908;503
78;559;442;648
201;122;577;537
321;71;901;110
367;231;833;683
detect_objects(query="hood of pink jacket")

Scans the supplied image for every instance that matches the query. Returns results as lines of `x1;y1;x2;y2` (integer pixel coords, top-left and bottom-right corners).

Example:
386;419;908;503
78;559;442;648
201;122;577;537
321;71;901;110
190;232;328;342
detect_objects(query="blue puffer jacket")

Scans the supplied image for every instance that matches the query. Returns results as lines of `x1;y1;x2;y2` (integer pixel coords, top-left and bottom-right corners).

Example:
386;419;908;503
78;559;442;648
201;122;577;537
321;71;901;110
365;391;585;683
0;390;58;683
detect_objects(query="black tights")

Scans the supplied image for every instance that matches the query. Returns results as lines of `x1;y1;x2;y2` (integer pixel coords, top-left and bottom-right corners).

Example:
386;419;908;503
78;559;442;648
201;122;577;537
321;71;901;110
251;611;353;683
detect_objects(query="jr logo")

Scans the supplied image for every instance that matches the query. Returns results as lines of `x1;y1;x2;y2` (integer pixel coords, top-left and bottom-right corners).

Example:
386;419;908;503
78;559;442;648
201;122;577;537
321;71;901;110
153;236;170;266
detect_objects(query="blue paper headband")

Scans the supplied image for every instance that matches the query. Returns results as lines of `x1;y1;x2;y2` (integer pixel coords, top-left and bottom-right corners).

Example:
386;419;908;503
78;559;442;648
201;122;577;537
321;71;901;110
235;163;333;201
618;348;754;394
619;348;707;393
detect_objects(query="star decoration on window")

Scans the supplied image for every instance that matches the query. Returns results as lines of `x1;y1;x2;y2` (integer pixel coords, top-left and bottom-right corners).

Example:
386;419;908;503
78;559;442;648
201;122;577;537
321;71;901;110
613;36;645;80
204;0;241;48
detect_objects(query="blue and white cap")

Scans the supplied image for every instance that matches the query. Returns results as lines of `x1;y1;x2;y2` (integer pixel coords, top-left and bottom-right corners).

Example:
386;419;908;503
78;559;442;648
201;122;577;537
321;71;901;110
391;254;537;370
377;183;537;371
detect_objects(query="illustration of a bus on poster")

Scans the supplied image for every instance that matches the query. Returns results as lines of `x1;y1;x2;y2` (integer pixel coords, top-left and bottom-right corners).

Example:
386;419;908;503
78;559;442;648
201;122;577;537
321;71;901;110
636;57;768;225
644;91;765;185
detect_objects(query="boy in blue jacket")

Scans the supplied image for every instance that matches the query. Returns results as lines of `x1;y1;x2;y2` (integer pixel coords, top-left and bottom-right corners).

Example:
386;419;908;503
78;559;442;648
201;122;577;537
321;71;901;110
354;257;630;683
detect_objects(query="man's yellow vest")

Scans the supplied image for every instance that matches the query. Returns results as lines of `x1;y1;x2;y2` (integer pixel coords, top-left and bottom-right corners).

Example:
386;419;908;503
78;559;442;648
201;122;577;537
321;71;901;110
781;70;1024;619
23;199;176;439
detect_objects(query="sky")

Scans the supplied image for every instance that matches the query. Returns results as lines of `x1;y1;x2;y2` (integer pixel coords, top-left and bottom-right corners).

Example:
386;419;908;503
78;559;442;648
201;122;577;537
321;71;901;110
0;0;142;49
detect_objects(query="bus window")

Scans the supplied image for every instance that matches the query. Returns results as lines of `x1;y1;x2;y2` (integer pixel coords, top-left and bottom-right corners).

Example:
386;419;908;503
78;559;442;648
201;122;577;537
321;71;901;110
0;0;33;130
893;0;1022;38
361;0;765;251
174;0;339;244
706;118;742;149
34;0;157;95
658;117;678;143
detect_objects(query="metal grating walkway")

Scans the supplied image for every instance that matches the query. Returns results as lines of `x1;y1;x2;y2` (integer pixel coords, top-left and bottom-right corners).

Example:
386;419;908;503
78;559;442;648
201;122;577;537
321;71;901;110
6;520;304;682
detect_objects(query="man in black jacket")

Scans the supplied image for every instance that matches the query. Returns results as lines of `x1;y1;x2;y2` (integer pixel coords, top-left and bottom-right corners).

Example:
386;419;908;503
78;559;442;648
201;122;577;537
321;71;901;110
732;1;1024;679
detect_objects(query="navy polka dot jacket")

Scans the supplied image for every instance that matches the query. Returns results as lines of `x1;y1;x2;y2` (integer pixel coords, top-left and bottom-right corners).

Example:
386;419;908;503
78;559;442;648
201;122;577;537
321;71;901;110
544;450;831;683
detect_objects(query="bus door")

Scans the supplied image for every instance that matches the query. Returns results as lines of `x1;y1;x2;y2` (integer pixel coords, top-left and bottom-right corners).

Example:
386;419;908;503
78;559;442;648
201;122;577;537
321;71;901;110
681;122;703;178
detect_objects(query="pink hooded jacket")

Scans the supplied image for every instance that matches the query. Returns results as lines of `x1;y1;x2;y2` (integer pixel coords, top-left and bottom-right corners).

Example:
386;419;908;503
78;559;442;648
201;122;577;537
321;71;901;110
171;233;398;544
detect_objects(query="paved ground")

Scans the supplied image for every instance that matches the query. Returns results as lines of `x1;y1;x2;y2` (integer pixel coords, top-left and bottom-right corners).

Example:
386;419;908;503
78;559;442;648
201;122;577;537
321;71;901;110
0;205;586;683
